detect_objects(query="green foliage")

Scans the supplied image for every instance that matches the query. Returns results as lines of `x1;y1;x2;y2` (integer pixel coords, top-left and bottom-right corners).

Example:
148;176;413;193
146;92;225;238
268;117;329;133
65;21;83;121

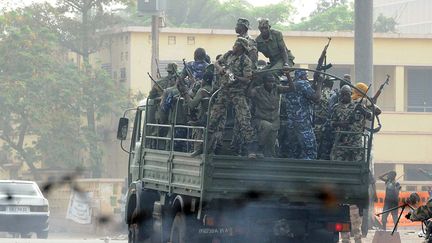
0;4;128;176
374;13;397;33
290;2;354;31
121;0;294;29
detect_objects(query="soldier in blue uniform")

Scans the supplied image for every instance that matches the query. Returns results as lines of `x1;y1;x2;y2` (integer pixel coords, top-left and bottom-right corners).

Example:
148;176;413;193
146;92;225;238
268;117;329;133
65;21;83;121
282;70;323;159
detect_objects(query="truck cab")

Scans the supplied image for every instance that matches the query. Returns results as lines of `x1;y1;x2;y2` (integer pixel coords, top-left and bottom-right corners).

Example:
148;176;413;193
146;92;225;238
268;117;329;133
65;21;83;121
117;70;377;243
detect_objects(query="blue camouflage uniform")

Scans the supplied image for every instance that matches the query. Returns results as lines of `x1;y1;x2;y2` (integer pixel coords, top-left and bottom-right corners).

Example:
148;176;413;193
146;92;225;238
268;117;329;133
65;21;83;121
282;70;317;159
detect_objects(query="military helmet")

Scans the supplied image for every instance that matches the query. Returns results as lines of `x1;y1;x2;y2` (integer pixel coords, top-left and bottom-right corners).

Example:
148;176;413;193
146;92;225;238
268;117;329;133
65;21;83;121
237;18;250;29
352;82;369;100
235;37;249;50
166;63;178;72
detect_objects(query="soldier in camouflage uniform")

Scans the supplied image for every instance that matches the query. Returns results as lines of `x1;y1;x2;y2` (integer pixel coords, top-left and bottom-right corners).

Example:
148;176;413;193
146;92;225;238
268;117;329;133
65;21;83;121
256;18;295;69
281;70;322;159
147;63;179;148
236;18;258;69
185;69;214;156
314;78;333;158
249;72;294;157
330;85;370;161
208;37;257;158
229;18;256;155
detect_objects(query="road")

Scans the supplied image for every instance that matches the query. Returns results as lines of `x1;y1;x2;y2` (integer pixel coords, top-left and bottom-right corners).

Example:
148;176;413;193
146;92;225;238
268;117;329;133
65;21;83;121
0;229;425;243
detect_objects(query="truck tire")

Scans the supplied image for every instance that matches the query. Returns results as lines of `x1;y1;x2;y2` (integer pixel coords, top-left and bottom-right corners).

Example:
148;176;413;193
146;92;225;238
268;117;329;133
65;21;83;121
170;212;187;243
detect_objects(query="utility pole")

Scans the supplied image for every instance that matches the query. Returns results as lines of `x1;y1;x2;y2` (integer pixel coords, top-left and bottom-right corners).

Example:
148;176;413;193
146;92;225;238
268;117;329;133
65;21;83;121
151;12;160;79
354;0;374;93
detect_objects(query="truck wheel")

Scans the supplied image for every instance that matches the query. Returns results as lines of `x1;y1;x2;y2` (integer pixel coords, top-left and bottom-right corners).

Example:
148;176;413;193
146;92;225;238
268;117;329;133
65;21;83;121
36;230;48;239
170;212;187;243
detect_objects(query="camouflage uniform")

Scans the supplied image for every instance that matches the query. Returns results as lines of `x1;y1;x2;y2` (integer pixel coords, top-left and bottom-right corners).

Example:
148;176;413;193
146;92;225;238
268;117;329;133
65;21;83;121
147;63;179;149
330;101;366;162
236;18;258;69
341;205;363;243
282;74;317;159
314;86;332;158
250;84;290;157
187;83;212;153
208;41;256;153
256;19;295;69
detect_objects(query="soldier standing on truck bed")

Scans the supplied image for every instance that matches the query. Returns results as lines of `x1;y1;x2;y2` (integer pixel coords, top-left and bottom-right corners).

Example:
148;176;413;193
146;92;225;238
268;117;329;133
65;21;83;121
249;71;294;157
280;70;322;159
256;18;295;69
207;37;258;159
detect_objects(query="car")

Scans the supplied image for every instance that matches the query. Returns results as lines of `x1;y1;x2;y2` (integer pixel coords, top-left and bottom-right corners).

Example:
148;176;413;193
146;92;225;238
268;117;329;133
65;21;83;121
0;180;49;238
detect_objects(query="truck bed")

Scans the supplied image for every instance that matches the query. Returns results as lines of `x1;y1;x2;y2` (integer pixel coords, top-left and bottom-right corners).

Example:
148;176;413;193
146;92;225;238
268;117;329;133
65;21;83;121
140;149;369;208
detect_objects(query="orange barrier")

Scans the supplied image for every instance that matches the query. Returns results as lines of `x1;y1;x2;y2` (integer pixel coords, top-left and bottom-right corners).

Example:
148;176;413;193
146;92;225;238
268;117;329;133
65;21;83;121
374;191;430;227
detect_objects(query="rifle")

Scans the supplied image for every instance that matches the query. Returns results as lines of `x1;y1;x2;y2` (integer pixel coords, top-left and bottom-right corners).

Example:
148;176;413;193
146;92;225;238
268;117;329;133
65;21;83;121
316;37;333;72
351;84;372;122
372;74;390;104
147;72;163;92
182;58;197;86
155;59;161;79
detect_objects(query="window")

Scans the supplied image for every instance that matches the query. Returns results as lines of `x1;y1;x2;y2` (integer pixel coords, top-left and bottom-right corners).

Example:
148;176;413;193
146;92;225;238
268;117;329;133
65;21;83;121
168;36;176;45
407;68;432;112
125;35;129;44
125;52;129;61
404;164;432;181
187;36;195;45
121;52;124;61
120;68;126;82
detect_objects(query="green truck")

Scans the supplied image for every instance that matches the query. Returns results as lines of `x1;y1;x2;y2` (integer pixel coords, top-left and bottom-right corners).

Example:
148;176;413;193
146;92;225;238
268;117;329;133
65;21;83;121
117;71;376;243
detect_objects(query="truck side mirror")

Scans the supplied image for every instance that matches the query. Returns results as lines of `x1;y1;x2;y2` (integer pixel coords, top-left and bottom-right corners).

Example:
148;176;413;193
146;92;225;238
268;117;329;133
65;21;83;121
117;117;129;140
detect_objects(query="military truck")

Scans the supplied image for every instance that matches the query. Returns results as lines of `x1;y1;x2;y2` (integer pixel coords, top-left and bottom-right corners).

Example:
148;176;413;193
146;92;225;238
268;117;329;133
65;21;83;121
117;70;377;243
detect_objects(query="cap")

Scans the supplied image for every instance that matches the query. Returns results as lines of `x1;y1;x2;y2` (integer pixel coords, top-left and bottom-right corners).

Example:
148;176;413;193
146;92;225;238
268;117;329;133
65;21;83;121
237;18;250;29
294;70;307;79
166;63;178;72
258;18;270;28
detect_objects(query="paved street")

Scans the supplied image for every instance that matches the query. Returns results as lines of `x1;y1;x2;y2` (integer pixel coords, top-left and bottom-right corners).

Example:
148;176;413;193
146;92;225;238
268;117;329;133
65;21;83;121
0;229;425;243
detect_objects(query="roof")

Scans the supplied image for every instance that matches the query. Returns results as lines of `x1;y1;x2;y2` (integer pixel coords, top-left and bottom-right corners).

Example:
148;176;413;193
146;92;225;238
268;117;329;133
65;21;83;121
103;26;432;39
0;180;36;184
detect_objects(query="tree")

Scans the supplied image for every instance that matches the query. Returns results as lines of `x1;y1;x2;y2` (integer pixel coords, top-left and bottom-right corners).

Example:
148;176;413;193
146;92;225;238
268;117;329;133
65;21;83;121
290;1;354;31
0;6;85;175
36;0;130;176
374;13;397;33
0;4;128;178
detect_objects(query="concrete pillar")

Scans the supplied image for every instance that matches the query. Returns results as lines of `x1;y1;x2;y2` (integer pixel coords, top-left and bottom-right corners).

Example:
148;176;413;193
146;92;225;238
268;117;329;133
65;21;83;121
395;163;404;181
354;0;374;92
394;66;406;112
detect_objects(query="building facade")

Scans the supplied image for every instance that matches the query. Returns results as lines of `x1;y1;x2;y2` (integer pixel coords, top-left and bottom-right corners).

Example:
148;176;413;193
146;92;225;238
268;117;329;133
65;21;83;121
374;0;432;34
96;26;432;190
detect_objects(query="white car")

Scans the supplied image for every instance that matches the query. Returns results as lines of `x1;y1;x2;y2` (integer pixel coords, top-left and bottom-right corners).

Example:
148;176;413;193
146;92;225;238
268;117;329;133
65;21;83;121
0;180;49;238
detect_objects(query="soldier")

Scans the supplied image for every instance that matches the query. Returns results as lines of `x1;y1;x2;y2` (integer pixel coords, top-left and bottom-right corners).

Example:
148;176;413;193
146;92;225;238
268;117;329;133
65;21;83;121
256;18;295;69
282;70;322;159
147;63;179;148
235;18;258;68
379;171;401;231
186;68;214;156
314;78;333;158
207;37;257;158
249;72;294;157
330;85;370;162
178;47;209;97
